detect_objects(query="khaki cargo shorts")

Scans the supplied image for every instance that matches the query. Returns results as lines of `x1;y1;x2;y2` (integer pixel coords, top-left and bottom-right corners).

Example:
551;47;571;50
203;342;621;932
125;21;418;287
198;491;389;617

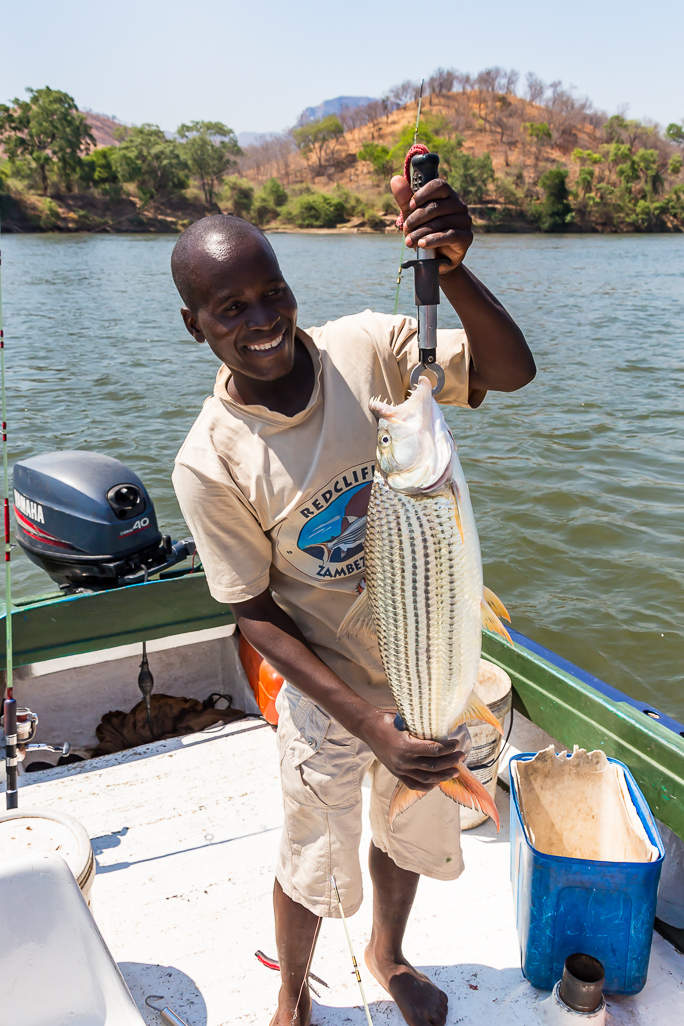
275;684;464;919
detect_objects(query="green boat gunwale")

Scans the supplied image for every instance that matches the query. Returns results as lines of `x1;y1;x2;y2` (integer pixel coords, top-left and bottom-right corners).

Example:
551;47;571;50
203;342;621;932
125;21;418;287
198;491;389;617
2;567;683;844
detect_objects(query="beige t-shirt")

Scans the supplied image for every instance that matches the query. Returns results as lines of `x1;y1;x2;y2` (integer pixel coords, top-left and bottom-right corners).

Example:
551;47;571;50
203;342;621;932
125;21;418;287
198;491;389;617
173;309;471;706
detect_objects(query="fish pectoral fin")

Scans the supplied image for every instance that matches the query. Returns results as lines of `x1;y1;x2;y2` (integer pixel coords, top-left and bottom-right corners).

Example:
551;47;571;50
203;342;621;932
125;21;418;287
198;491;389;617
483;585;511;623
439;766;500;832
448;691;505;736
388;781;429;831
451;483;465;544
337;587;376;641
481;599;514;646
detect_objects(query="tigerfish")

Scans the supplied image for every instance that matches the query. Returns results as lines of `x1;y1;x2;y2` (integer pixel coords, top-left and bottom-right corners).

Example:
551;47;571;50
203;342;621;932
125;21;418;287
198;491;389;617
339;376;512;830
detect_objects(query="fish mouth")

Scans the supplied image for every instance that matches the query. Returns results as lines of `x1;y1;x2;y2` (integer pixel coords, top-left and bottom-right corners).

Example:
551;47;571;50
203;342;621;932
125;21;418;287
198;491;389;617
369;376;433;422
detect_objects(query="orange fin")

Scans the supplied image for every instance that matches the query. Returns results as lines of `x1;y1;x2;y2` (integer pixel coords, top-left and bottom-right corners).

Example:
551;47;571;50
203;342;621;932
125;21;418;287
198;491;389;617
448;691;504;736
439;765;501;831
481;599;513;646
388;781;429;831
483;585;511;623
451;483;465;544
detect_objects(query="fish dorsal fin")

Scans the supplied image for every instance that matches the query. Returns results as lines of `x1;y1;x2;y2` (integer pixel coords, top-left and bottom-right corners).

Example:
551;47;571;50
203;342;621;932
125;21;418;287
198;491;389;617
481;598;513;646
337;587;376;641
448;691;505;736
483;585;511;623
451;482;465;544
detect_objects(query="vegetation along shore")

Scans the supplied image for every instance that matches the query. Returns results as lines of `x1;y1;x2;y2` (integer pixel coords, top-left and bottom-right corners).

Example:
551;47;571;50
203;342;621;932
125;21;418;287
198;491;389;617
1;68;683;234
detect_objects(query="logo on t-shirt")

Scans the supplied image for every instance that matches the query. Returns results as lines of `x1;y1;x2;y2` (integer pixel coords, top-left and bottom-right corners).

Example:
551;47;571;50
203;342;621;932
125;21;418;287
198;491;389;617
276;462;374;582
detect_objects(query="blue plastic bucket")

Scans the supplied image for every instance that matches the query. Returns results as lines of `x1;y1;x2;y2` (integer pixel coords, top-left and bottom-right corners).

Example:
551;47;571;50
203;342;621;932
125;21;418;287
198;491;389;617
509;752;664;994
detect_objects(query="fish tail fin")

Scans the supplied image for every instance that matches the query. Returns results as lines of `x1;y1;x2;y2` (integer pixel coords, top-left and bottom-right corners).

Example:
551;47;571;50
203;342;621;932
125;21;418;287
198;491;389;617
448;692;505;736
483;585;511;623
337;587;376;641
481;598;513;646
388;782;429;831
439;766;501;832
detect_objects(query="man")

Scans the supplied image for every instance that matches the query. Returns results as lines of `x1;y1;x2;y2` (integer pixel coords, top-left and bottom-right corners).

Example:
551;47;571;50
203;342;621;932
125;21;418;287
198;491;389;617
172;173;535;1026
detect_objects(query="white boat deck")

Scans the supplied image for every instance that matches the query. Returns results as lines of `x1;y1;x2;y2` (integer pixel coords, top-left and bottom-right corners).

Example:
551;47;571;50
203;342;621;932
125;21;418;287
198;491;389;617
14;718;684;1026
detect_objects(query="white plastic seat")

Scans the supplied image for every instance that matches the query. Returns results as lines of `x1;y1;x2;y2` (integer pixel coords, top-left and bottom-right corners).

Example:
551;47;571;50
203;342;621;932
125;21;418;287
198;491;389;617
0;854;144;1025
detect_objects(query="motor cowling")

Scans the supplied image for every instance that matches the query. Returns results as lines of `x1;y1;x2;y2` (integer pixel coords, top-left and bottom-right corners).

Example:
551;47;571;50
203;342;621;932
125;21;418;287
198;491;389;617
13;451;194;590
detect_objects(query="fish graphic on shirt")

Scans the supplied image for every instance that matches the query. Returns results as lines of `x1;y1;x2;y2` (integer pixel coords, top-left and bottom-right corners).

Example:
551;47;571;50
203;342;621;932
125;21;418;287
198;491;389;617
299;482;372;566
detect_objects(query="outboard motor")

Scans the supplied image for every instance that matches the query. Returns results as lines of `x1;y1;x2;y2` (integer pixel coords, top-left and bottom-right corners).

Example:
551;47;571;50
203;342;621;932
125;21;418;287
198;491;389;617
13;451;195;591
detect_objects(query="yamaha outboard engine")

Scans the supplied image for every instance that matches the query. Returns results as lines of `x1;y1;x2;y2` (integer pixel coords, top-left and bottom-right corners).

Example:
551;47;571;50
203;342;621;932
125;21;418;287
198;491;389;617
13;451;195;591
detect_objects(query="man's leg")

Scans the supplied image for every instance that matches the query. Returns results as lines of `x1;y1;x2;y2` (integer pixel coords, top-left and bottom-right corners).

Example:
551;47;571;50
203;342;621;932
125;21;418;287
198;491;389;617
270;879;320;1026
365;843;448;1026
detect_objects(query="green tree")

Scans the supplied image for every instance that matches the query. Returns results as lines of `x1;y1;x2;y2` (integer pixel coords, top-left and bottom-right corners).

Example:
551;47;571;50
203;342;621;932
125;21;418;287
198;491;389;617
388;123;443;170
222;176;254;217
634;149;663;200
357;142;392;178
538;168;572;231
280;191;346;228
669;154;683;176
251;178;288;226
665;123;684;147
114;124;188;203
177;121;241;207
0;87;94;194
292;115;344;174
80;146;121;197
260;177;288;207
441;144;494;203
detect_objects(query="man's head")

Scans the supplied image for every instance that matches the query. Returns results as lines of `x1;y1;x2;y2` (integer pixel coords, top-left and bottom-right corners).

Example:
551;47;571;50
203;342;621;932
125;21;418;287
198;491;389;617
171;214;297;383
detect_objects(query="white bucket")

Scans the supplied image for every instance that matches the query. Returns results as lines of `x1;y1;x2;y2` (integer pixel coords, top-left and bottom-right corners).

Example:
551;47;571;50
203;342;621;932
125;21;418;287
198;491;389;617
0;807;96;905
460;659;512;830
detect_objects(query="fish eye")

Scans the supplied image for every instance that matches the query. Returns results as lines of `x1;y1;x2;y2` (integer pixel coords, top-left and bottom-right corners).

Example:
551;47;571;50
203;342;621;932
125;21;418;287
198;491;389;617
380;434;391;446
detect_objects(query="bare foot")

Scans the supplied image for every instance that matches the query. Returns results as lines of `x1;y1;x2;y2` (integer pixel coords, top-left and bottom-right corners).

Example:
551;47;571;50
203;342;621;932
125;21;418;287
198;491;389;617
365;943;448;1026
268;983;311;1026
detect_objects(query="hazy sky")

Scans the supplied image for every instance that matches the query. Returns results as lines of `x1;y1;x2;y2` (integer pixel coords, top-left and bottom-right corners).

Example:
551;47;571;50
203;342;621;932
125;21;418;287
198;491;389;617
1;0;682;134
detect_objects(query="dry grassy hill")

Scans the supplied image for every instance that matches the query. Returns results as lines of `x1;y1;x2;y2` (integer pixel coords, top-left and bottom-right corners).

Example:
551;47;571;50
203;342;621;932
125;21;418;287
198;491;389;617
84;112;125;148
240;91;605;191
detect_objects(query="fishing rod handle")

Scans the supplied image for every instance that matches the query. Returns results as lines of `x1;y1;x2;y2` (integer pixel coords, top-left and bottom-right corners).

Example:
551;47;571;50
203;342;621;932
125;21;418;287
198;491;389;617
410;151;440;192
411;153;440;267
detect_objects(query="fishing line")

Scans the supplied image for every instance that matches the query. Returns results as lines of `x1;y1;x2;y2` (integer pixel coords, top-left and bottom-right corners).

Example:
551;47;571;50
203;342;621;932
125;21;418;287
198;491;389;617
290;914;322;1026
0;215;18;810
393;79;425;316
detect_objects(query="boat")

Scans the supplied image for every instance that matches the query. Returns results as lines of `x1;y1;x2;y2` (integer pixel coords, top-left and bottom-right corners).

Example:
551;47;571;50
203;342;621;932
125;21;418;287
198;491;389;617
1;557;683;1024
1;393;682;1025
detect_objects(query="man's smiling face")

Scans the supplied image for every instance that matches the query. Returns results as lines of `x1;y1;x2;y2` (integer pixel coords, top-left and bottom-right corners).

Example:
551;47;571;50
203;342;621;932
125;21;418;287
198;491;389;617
181;231;298;383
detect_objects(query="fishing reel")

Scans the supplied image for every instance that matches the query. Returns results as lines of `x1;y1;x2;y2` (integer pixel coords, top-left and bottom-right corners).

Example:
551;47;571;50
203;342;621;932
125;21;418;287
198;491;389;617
1;706;70;764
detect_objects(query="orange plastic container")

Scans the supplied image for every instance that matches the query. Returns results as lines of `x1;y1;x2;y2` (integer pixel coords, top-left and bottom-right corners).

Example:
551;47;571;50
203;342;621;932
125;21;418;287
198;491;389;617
238;634;284;725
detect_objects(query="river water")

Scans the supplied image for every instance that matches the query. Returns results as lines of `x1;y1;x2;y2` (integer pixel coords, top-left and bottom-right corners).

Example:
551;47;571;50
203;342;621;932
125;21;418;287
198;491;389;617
2;232;683;721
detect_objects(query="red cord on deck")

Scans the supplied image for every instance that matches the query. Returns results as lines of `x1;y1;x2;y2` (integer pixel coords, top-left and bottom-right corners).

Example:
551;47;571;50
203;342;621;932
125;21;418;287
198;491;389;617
395;143;430;229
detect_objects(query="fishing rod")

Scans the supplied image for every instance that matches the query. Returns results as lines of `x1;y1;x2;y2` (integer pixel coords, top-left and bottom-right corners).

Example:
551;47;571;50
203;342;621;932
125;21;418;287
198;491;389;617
0;220;18;810
329;875;374;1026
393;80;425;316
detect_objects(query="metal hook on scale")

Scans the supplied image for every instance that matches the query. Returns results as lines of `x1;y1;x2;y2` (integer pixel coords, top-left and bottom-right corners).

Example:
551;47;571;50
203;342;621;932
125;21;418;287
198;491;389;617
403;151;448;396
145;995;191;1026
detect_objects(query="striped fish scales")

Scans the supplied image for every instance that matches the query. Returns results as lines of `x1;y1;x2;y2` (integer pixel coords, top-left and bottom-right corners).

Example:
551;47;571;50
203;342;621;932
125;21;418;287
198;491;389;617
365;471;483;742
339;376;512;829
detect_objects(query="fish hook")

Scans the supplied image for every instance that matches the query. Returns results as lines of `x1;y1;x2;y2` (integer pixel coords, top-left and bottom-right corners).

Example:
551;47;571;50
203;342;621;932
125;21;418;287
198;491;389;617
145;996;165;1011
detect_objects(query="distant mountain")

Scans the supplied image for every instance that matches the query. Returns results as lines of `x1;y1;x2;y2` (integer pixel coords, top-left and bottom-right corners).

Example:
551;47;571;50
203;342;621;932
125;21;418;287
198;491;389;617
296;96;376;126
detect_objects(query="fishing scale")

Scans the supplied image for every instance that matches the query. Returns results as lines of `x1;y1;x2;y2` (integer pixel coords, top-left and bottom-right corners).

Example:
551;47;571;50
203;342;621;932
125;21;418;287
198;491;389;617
404;151;448;396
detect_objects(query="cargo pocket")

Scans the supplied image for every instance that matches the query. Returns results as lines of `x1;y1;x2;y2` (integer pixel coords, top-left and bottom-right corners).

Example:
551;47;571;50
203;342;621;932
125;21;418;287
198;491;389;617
281;698;359;810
